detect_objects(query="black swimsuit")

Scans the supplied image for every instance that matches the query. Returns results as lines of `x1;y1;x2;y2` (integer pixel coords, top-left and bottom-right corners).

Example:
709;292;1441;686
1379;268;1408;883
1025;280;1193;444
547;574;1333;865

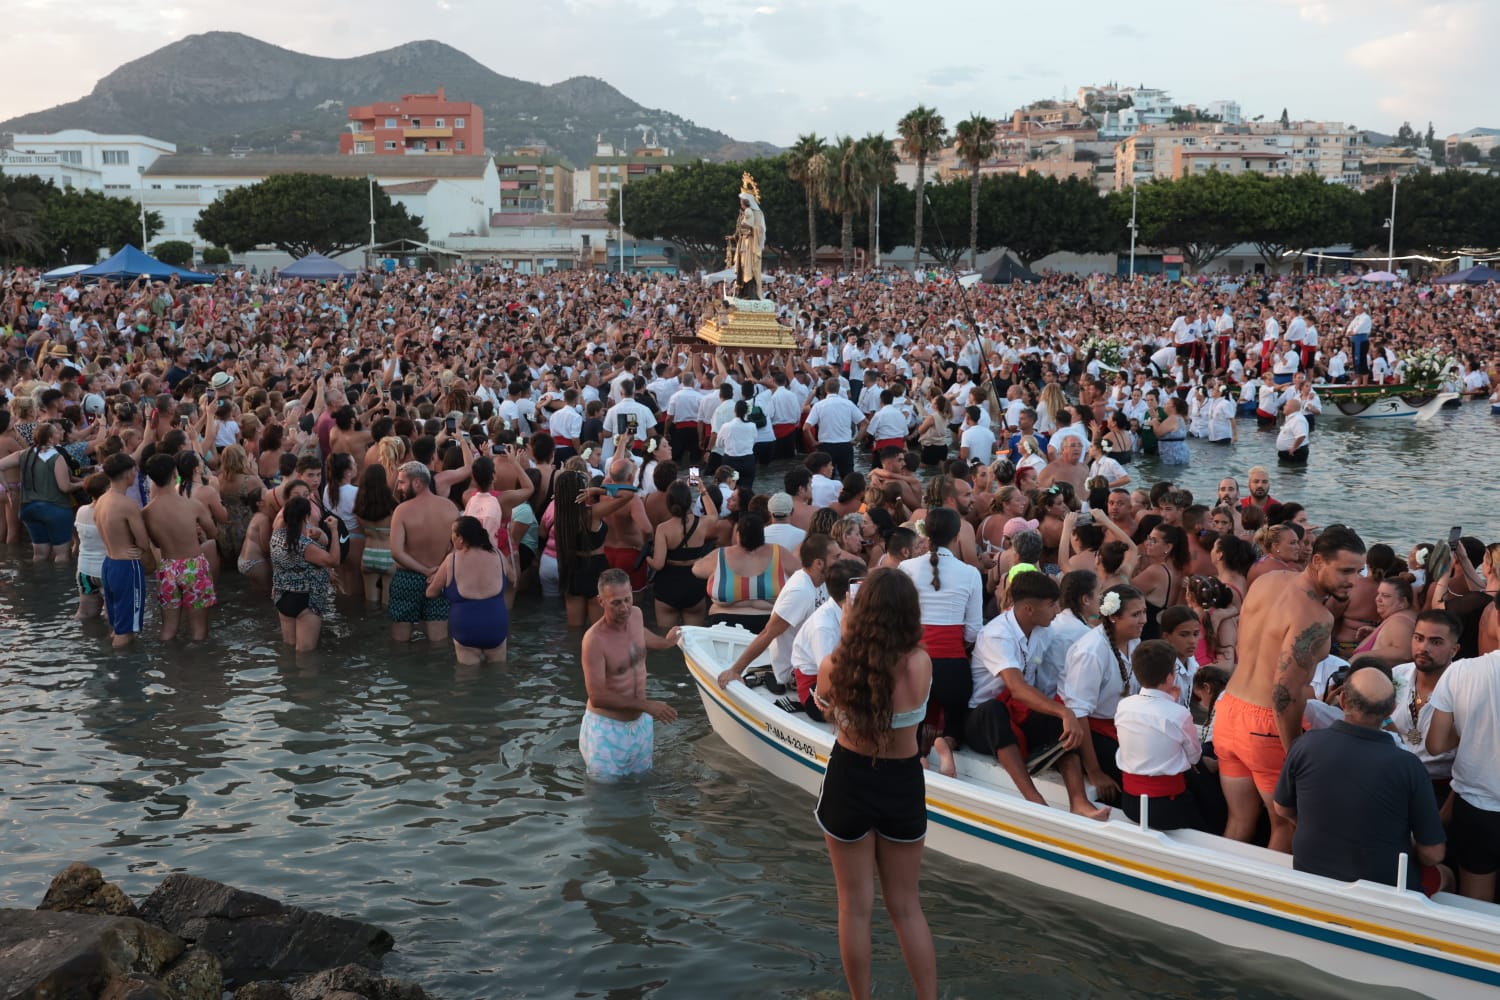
654;516;713;610
566;522;610;599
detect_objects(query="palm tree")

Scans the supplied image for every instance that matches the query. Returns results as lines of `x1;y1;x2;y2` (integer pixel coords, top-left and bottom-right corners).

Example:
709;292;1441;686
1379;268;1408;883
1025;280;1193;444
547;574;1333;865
785;133;826;268
856;133;898;266
0;186;47;262
953;113;998;271
815;136;863;271
897;104;948;273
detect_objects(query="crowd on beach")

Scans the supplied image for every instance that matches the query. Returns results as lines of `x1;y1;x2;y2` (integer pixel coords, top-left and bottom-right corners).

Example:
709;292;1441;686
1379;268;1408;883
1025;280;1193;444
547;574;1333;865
3;261;1499;1000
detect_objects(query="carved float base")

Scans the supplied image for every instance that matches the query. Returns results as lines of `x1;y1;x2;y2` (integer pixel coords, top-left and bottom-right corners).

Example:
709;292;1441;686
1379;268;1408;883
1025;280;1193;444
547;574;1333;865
692;300;797;353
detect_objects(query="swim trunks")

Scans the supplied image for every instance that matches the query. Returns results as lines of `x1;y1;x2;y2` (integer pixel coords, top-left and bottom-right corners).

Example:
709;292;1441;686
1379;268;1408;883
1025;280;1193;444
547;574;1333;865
77;573;102;596
388;566;450;624
361;546;394;574
155;554;217;610
101;556;146;637
1213;691;1286;794
579;710;654;780
603;545;649;591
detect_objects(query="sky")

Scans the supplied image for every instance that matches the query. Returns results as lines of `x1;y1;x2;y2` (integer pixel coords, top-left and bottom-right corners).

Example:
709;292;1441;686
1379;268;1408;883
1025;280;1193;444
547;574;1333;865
3;0;1493;145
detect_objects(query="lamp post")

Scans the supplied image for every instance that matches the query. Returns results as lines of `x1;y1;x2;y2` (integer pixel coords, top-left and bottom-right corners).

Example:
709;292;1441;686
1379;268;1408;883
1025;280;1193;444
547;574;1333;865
137;166;148;249
874;184;881;270
1127;185;1139;279
368;174;377;264
1384;176;1399;273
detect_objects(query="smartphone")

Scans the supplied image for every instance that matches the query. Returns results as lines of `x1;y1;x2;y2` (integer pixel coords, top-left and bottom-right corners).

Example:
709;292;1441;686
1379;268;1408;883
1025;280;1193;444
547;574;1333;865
848;581;862;600
446;417;457;434
1449;526;1462;545
1077;510;1094;526
689;466;700;483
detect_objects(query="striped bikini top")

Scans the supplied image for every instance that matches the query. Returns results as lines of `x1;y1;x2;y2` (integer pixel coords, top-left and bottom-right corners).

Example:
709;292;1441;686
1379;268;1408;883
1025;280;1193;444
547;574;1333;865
712;545;785;604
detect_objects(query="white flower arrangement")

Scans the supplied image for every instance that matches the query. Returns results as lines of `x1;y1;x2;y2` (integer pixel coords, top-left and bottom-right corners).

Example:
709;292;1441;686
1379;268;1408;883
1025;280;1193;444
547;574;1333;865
1081;336;1128;370
1398;347;1457;386
1099;591;1123;617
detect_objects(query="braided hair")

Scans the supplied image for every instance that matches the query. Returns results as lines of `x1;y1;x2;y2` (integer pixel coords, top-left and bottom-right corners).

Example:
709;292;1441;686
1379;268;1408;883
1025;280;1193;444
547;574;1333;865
1100;584;1143;694
923;507;962;592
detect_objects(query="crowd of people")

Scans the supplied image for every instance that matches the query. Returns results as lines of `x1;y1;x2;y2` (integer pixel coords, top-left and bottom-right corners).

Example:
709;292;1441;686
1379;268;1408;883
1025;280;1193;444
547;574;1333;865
3;261;1498;1000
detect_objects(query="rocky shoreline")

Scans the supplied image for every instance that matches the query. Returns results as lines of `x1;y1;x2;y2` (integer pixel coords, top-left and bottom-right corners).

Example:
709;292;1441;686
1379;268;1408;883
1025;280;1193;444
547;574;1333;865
1;863;432;999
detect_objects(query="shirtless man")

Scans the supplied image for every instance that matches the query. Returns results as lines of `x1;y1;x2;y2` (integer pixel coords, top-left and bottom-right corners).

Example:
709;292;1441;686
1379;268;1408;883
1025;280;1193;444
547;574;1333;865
579;569;680;780
141;453;218;642
94;453;154;649
1218;525;1365;851
1037;436;1087;494
601;459;652;593
389;461;458;643
867;446;921;513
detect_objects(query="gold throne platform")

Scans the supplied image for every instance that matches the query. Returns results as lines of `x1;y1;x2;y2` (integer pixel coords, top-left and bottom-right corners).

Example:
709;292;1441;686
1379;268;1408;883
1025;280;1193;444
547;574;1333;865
693;297;797;353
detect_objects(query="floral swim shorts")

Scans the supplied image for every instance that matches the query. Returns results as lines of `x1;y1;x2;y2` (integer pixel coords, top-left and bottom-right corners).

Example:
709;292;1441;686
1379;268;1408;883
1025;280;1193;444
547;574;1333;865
155;554;217;610
579;710;654;780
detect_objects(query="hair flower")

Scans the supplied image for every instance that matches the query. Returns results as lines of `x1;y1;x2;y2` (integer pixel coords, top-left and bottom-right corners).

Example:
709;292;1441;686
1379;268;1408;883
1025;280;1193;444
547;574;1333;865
1099;591;1123;617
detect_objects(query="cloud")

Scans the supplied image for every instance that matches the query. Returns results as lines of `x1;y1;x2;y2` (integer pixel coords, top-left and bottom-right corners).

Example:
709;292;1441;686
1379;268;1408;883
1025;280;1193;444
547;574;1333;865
1345;2;1493;124
1107;22;1144;38
924;65;981;88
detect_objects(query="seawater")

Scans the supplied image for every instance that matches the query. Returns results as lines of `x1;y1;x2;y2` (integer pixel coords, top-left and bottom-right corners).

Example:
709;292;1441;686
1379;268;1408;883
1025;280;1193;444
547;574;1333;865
5;405;1487;999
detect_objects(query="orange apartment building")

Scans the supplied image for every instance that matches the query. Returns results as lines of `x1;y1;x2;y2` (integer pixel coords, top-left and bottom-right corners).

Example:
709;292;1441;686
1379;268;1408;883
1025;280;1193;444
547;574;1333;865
339;87;484;157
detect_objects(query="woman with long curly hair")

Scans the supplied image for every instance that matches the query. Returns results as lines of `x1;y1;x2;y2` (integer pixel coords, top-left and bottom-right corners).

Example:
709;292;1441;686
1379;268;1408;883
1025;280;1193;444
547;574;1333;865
813;567;936;1000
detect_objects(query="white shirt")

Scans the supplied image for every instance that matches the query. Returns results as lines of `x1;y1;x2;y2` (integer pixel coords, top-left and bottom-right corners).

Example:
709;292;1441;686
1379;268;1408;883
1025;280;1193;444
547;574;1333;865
970;610;1051;707
1061;625;1140;720
548;405;583;443
810;473;841;508
960;423;996;465
763;521;807;554
805;395;864;444
1115;688;1201;776
1089;455;1127;485
1428;652;1500;811
667;387;703;424
1391;663;1456;780
1206;396;1236;442
867;404;908;442
604;398;657;449
1276;411;1308;452
791;598;844;678
1327;351;1348;380
899;549;983;641
716;418;758;458
769;386;802;426
768;569;827;683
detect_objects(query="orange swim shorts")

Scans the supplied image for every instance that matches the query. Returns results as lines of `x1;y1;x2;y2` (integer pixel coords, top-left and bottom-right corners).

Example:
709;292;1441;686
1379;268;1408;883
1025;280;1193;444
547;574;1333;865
1213;691;1286;795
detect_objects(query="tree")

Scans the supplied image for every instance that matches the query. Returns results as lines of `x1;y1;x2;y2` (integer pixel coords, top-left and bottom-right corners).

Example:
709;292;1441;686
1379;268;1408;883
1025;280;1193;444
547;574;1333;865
202;246;232;266
1394;122;1416;147
953;114;998;270
1279;107;1291;128
154;240;195;266
897;104;948;272
1490;146;1500;166
196;173;425;258
0;174;51;262
987;172;1114;266
1130;171;1249;271
1453;141;1482;165
785;134;825;267
814;137;864;271
856;133;898;265
43;189;162;262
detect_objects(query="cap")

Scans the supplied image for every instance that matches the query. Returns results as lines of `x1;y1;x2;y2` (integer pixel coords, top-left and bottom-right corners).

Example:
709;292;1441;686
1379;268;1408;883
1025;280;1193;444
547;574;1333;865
83;393;106;416
1002;517;1040;539
767;492;794;517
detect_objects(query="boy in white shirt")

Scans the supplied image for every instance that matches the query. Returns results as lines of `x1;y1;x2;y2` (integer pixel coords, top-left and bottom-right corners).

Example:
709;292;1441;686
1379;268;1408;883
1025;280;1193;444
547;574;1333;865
1114;640;1207;831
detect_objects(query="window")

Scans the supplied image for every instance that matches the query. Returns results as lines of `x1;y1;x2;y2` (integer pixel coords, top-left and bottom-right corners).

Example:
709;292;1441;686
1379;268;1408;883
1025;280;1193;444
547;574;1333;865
59;150;82;165
384;141;398;151
385;118;397;128
455;117;465;129
104;183;130;190
411;118;422;128
435;141;445;150
102;150;130;165
456;141;465;151
435;118;445;127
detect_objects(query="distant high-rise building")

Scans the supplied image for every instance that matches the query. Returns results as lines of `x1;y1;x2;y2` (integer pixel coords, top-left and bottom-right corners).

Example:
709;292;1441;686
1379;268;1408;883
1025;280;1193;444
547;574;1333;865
339;87;484;156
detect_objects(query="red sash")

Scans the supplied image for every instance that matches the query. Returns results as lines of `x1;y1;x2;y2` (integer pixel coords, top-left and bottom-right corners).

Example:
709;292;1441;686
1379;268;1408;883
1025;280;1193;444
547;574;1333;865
998;688;1031;757
922;623;967;659
1088;716;1119;742
1122;772;1187;797
874;437;905;451
674;420;699;433
773;423;798;439
553;435;573;448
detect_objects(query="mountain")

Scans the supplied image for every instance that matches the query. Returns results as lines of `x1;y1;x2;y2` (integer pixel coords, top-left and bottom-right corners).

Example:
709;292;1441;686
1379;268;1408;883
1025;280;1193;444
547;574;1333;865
0;32;779;166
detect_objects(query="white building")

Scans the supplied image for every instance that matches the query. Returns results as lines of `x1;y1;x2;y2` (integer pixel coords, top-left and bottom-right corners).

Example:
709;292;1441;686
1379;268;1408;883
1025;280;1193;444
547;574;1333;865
1205;100;1243;125
444;210;614;272
0;129;175;193
139;154;498;252
1097;88;1179;139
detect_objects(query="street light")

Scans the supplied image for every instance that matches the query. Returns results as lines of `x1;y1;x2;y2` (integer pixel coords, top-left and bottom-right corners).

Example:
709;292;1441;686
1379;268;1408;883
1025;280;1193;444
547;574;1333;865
1383;176;1399;273
1127;185;1139;279
368;174;377;264
137;166;148;249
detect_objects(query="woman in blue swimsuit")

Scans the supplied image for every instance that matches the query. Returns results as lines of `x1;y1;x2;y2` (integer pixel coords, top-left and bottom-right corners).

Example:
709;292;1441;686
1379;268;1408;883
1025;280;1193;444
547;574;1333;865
426;515;510;665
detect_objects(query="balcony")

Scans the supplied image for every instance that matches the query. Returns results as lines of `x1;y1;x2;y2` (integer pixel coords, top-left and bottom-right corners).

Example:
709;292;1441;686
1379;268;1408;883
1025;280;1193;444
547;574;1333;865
404;127;452;138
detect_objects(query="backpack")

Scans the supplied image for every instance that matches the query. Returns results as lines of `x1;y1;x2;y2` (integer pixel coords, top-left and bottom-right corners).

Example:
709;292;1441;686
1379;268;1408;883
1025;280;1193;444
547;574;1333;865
463;491;510;555
747;405;768;429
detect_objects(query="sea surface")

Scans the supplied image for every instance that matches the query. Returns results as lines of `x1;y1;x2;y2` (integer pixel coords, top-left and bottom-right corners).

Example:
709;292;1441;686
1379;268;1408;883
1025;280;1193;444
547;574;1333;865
3;403;1489;999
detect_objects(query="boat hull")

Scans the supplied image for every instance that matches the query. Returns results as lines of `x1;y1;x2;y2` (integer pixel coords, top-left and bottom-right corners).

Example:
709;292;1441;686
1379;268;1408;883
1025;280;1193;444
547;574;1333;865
680;625;1500;999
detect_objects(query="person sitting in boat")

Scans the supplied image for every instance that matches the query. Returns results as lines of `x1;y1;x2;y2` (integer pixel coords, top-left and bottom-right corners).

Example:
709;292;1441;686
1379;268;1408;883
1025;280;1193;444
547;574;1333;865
791;558;865;722
1060;584;1149;807
1273;667;1449;895
1115;640;1211;832
965;570;1110;821
716;533;840;693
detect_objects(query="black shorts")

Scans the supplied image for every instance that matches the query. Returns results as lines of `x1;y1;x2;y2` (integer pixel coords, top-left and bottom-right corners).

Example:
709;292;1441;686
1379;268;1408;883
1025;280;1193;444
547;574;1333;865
1451;793;1500;875
815;742;927;843
275;591;314;618
964;698;1063;758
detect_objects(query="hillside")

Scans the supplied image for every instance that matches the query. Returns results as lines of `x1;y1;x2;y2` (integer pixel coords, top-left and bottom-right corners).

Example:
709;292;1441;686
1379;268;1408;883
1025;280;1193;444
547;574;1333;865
0;32;778;166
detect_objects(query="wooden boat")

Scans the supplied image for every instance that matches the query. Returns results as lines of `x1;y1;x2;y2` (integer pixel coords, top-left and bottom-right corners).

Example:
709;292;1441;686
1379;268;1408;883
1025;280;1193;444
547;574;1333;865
1314;383;1458;420
679;624;1500;1000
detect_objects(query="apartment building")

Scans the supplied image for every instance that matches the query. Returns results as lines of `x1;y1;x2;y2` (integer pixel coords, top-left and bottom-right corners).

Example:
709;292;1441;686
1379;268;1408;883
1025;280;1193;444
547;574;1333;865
578;139;689;205
338;87;484;157
494;147;576;214
1116;121;1363;189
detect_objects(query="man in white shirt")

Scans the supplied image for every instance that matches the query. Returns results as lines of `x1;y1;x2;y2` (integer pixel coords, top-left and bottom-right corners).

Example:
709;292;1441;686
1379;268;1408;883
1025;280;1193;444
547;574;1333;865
1427;647;1500;901
602;381;658;461
790;559;863;719
1276;396;1309;465
958;405;996;467
1345;305;1372;382
803;378;866;478
547;388;584;463
866;389;910;453
717;535;841;694
666;372;704;464
763;492;807;554
806;453;843;509
768;371;803;459
965;572;1107;820
856;370;885;416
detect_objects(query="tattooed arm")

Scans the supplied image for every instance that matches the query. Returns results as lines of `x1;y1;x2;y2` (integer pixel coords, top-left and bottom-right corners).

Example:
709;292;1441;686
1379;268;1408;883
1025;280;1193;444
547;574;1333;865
1271;618;1332;751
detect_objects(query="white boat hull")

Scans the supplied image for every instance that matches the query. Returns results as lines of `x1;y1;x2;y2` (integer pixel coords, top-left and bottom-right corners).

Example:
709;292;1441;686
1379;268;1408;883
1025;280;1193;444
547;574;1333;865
680;624;1500;999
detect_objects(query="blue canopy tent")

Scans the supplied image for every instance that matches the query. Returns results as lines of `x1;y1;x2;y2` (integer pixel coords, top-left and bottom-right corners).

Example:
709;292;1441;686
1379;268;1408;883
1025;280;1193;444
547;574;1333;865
1433;265;1500;284
279;253;356;280
79;244;216;284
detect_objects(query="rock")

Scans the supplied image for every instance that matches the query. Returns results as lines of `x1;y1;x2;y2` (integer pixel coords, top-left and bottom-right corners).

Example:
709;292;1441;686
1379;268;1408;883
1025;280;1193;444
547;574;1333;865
231;984;292;1000
0;908;184;999
288;964;431;1000
137;875;394;986
37;862;138;917
160;947;223;1000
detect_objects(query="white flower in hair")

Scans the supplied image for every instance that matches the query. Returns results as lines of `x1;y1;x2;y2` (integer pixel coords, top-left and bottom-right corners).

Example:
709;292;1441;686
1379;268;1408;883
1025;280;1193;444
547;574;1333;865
1099;591;1123;617
1416;547;1430;564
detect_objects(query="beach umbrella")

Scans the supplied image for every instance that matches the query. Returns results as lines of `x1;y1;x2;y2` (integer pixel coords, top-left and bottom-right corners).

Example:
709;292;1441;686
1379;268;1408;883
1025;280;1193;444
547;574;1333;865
1361;270;1400;283
1433;265;1500;284
1338;274;1362;285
